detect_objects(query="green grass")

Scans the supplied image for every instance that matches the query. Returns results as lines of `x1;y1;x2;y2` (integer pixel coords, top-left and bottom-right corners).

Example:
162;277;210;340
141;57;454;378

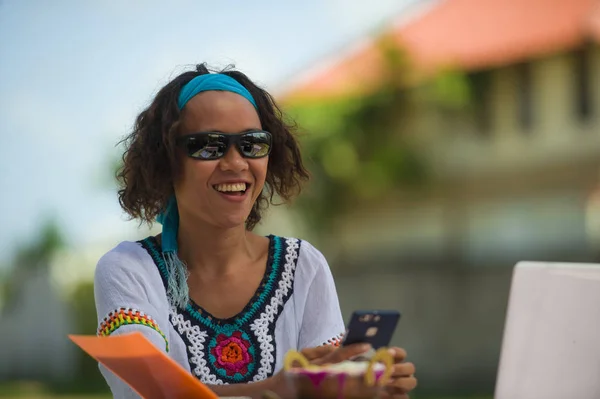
0;382;492;399
0;382;108;399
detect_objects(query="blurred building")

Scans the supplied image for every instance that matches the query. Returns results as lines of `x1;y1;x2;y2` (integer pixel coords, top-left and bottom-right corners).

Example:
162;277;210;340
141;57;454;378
0;266;76;383
0;224;159;386
280;0;600;394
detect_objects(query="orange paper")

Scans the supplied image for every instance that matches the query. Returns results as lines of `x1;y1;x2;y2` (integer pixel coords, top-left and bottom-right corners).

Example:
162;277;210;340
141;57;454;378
69;332;218;399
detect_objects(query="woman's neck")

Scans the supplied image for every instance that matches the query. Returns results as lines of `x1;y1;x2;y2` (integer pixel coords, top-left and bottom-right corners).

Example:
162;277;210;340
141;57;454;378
175;218;259;277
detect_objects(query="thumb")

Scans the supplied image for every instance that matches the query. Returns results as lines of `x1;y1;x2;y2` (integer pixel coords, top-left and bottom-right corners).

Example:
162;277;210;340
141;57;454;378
301;345;336;361
315;343;372;365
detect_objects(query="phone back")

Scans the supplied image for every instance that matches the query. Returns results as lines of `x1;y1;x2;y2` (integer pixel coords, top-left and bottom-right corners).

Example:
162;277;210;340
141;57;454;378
342;310;401;349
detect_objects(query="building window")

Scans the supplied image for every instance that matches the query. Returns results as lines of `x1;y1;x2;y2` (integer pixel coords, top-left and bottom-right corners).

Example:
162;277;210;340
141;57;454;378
516;62;533;132
469;71;492;136
574;45;592;122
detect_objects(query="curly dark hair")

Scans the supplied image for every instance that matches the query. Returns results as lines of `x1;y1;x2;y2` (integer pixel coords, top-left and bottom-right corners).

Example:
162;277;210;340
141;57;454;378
116;63;310;230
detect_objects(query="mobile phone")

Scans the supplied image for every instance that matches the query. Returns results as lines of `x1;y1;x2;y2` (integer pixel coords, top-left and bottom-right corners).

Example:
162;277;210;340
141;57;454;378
341;310;401;349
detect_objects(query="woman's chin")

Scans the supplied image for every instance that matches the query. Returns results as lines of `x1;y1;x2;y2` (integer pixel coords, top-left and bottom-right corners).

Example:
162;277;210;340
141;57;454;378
213;213;252;229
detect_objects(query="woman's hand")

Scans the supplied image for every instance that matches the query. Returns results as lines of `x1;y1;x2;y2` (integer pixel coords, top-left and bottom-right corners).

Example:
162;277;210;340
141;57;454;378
297;344;417;398
300;342;372;365
266;346;371;399
382;347;417;399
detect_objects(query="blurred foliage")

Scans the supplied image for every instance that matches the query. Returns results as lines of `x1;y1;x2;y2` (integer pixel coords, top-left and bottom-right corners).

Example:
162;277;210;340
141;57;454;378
421;69;472;112
105;142;125;190
50;281;110;394
14;219;65;271
1;219;65;310
285;33;474;235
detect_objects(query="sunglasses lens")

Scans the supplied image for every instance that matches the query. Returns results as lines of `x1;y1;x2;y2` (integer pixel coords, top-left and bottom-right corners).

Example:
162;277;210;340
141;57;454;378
179;131;272;160
185;134;226;159
239;132;271;158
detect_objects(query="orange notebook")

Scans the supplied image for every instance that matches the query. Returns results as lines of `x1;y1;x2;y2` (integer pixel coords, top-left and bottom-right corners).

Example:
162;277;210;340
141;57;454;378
69;332;218;399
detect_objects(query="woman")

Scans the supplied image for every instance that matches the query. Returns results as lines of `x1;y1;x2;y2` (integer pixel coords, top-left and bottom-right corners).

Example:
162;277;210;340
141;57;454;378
95;63;417;398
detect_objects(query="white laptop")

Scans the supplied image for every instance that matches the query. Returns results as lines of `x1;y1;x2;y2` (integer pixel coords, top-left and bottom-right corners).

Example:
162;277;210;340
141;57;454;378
494;261;600;399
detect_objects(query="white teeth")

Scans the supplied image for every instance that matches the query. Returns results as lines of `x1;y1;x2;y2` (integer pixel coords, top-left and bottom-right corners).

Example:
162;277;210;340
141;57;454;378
214;183;247;192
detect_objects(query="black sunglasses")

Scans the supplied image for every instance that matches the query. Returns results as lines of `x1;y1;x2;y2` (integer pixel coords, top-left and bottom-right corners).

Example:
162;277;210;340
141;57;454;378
176;130;272;160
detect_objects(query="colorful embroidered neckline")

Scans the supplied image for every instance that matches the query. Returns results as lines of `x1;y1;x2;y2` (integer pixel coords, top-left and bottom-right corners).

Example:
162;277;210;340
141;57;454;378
143;235;278;326
139;235;299;384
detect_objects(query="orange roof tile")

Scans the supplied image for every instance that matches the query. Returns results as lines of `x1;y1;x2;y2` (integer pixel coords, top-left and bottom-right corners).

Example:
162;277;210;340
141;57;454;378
281;0;600;103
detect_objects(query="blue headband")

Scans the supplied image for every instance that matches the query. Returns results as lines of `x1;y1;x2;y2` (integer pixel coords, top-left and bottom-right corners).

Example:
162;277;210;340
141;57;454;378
157;73;258;308
177;73;258;110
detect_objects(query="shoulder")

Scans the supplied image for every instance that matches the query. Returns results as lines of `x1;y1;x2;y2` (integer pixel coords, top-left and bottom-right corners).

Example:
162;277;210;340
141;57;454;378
94;239;161;287
96;240;148;274
297;238;327;267
97;240;148;264
275;236;331;281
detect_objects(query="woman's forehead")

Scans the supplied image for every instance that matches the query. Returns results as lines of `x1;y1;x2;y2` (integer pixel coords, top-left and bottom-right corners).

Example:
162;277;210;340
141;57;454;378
180;91;261;134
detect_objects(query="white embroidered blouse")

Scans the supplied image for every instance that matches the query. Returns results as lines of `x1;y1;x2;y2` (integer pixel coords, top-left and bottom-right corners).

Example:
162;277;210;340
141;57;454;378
94;235;345;398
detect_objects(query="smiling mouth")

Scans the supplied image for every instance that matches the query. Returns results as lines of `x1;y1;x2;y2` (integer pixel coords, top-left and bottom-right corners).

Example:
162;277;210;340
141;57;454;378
213;182;249;196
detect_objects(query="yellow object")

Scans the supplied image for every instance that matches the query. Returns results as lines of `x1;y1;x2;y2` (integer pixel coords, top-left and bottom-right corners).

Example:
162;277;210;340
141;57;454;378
283;347;393;386
364;348;393;386
283;350;312;370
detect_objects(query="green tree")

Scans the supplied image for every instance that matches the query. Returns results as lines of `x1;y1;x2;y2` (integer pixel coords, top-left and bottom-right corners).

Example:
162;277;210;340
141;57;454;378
285;35;430;236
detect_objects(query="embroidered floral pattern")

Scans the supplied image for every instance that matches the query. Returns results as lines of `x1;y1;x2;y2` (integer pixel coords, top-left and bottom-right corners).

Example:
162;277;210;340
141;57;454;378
141;235;299;384
97;307;169;352
209;331;255;378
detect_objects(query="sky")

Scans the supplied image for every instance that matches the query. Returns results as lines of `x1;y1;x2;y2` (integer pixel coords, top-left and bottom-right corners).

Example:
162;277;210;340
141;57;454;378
0;0;418;265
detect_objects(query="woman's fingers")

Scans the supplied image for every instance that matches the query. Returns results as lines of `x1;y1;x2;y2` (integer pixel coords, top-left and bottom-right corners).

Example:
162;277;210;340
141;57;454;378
300;345;336;361
312;343;372;365
388;347;407;362
301;343;371;365
325;343;372;364
390;362;415;378
387;374;418;394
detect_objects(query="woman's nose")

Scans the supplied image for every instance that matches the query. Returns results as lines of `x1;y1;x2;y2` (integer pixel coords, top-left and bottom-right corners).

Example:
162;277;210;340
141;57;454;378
218;145;249;172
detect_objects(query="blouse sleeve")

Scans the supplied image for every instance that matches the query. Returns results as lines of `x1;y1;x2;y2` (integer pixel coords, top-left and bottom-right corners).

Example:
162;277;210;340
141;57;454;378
296;241;346;349
93;242;170;399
